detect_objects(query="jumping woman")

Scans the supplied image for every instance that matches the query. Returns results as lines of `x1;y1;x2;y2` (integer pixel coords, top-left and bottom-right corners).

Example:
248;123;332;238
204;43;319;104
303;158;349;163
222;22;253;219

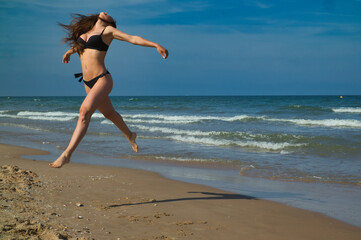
50;12;168;168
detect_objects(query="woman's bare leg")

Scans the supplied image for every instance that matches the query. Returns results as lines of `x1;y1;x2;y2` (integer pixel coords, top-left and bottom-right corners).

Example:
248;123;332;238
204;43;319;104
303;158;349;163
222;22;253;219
97;96;138;152
49;76;112;168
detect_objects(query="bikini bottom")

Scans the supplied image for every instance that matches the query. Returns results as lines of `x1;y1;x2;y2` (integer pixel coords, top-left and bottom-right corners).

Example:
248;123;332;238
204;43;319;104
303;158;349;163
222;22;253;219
74;70;110;88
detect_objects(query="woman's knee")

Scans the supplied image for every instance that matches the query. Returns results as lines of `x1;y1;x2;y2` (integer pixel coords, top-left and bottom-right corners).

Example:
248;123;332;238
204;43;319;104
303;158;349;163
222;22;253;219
79;105;92;123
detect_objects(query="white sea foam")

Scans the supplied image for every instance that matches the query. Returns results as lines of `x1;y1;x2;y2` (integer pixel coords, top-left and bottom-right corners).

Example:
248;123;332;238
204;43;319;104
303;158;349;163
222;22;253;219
17;111;104;118
332;107;361;114
78;113;361;128
101;118;193;125
5;110;360;129
92;113;104;118
268;118;361;128
155;156;213;162
280;150;292;154
132;125;308;141
16;111;76;121
167;135;303;151
101;119;112;125
22;116;75;121
128;125;265;140
131;125;218;136
127;118;195;124
121;113;265;124
17;111;78;117
101;113;264;125
0;112;73;121
0;111;105;122
123;125;308;147
122;113;361;129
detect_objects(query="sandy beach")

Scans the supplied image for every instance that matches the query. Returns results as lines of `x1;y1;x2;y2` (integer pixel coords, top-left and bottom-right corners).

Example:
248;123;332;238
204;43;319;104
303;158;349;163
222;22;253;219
1;143;360;240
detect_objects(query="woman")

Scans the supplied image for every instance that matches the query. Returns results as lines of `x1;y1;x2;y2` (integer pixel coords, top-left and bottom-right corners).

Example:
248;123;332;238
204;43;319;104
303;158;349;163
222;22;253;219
50;12;168;168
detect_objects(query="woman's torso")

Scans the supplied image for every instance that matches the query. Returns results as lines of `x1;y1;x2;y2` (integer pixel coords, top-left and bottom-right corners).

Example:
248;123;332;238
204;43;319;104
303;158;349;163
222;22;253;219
78;27;113;80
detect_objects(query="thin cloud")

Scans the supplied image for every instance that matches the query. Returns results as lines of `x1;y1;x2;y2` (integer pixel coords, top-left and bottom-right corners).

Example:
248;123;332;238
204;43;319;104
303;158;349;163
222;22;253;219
244;0;273;9
0;0;164;9
254;1;273;9
165;1;210;13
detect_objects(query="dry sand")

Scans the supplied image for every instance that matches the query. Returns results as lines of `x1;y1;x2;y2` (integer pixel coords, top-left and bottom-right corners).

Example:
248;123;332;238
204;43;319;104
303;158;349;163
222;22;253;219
0;143;360;240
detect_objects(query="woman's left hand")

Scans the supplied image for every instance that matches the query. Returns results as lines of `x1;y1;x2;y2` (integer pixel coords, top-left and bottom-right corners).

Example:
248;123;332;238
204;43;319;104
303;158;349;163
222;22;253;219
62;52;71;64
157;45;169;59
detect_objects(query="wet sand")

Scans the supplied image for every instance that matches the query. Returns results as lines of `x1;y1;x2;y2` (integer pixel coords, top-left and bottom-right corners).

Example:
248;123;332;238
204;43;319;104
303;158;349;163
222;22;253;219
1;143;360;240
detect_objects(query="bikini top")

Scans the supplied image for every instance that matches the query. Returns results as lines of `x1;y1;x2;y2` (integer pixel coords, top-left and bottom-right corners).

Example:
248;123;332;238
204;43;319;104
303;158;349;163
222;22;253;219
77;27;109;52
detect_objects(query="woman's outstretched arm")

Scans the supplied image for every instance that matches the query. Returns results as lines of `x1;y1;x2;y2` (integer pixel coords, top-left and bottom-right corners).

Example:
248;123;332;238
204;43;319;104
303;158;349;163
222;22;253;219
108;26;169;59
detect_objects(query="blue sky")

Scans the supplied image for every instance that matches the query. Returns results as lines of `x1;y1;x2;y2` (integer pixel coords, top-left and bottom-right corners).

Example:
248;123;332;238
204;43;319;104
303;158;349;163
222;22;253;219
1;0;361;96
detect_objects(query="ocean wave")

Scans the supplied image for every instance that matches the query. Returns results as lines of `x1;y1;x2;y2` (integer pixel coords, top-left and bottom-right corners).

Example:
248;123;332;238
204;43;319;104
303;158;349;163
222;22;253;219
281;105;327;112
268;118;361;128
167;135;304;151
129;124;359;156
0;112;74;121
120;114;265;124
17;111;77;117
128;118;195;124
127;113;263;121
3;110;361;129
101;119;112;125
130;125;221;136
129;125;308;143
155;156;215;162
17;111;78;121
102;118;195;125
0;111;105;122
103;113;361;128
17;111;104;118
332;107;361;114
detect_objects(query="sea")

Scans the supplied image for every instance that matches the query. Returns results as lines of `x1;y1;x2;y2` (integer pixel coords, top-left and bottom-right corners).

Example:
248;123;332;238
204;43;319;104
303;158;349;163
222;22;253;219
1;95;361;227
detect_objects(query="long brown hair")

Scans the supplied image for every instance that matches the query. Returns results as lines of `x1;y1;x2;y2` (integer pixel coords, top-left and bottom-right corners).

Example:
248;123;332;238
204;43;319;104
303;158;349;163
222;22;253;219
58;13;116;54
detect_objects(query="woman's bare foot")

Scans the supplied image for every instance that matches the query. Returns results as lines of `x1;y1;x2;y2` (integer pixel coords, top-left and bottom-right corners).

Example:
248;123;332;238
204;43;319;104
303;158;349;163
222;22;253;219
129;132;139;153
49;152;71;168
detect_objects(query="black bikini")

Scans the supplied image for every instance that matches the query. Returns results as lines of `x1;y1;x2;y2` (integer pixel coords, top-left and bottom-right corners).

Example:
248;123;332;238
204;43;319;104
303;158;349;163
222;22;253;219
74;71;110;88
75;27;110;88
77;27;109;52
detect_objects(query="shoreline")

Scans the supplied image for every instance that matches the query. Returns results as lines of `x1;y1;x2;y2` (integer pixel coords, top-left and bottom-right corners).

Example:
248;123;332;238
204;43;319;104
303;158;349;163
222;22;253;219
3;135;361;226
18;137;361;228
1;143;360;239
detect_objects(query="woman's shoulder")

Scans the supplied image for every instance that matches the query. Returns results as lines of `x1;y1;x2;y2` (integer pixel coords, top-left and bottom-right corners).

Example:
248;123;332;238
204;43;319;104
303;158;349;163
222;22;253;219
103;25;117;35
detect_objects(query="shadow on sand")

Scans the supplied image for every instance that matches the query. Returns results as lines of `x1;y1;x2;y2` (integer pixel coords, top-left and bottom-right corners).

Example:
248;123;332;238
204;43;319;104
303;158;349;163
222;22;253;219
107;191;258;208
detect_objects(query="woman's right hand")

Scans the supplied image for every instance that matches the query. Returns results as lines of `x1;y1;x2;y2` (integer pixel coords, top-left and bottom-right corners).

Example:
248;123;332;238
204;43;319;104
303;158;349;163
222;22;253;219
157;45;169;59
62;52;71;64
